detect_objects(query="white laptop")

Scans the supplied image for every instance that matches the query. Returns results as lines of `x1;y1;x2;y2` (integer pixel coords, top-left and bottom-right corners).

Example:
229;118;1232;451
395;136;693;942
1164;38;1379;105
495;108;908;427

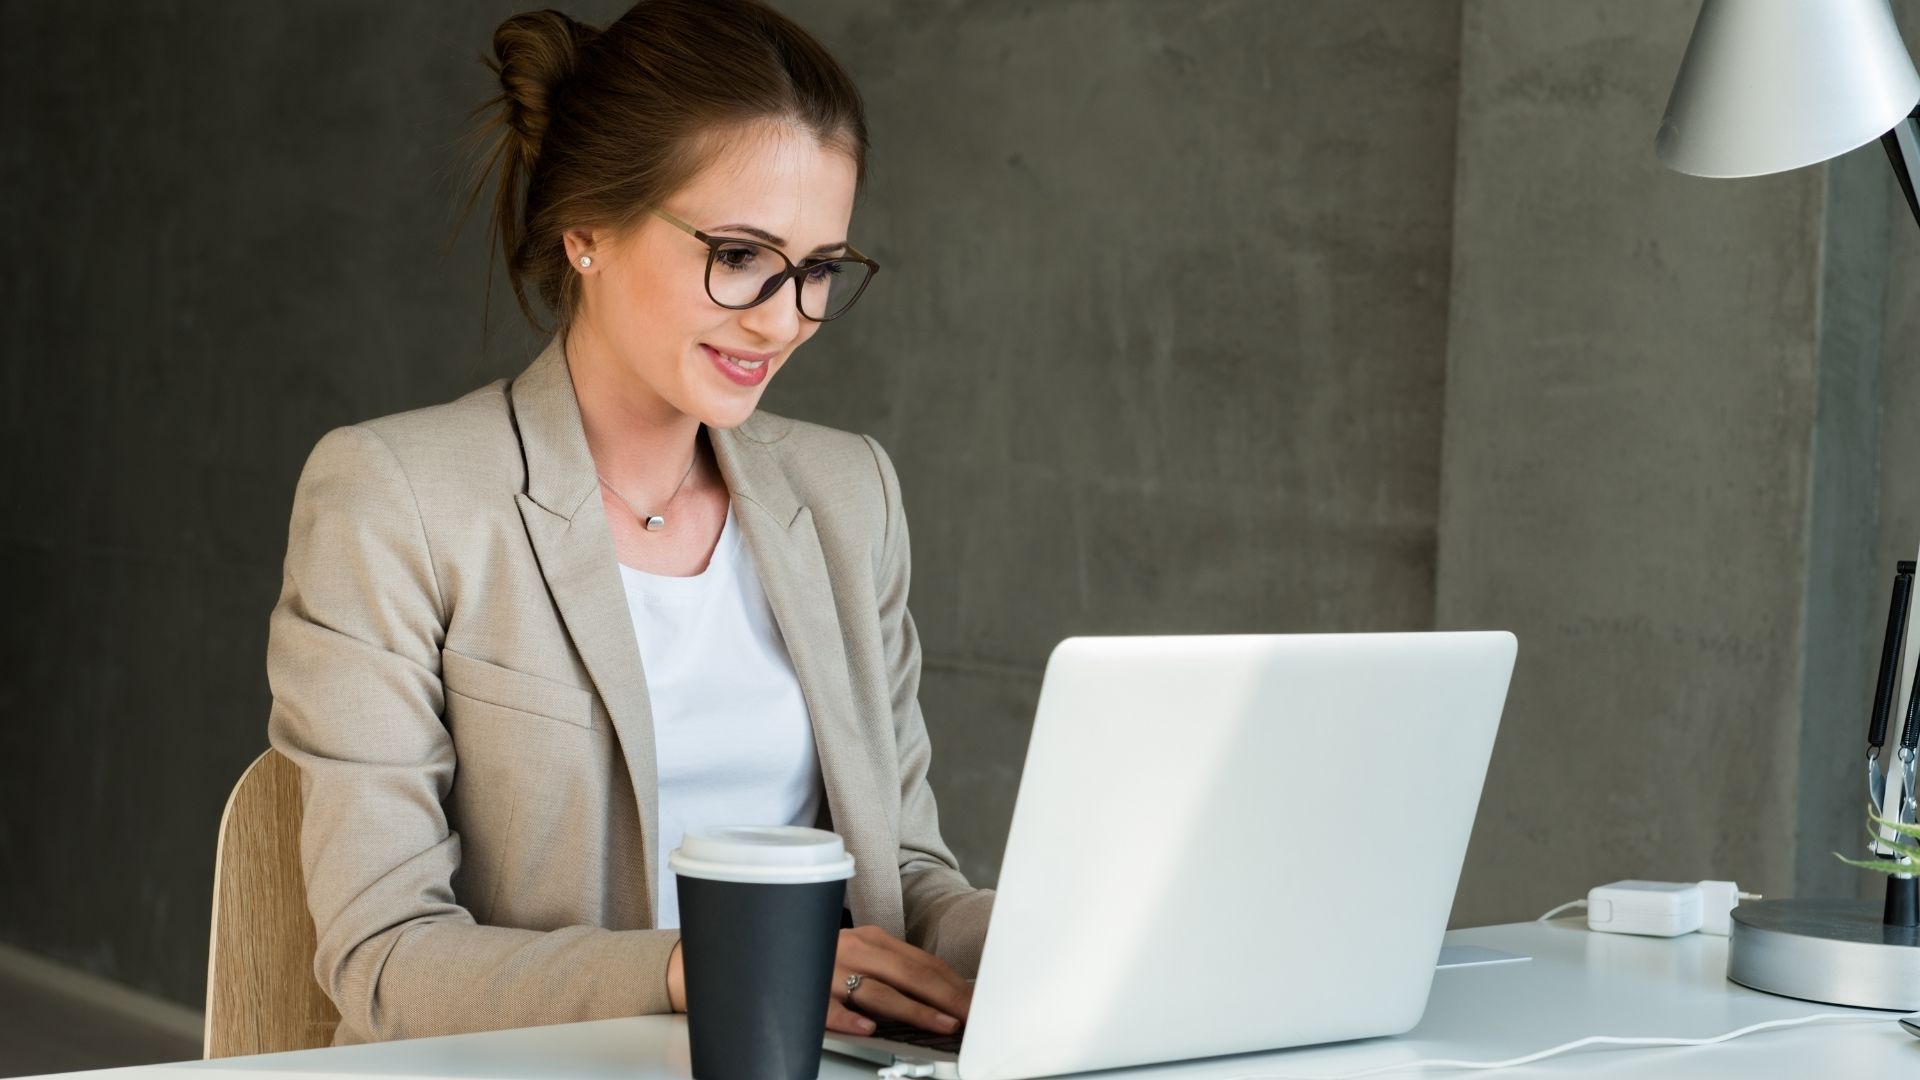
824;632;1517;1080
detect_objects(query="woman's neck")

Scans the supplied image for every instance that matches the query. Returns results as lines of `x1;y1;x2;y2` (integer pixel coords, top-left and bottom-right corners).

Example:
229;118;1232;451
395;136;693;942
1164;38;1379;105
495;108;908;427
565;322;708;499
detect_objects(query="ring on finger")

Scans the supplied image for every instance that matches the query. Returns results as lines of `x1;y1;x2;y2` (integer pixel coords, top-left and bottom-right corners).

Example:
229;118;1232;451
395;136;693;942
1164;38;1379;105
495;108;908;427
844;972;865;1003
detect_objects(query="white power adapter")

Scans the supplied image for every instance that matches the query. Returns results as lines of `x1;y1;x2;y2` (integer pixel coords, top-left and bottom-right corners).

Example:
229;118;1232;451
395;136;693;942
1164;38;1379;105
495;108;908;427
1583;880;1760;937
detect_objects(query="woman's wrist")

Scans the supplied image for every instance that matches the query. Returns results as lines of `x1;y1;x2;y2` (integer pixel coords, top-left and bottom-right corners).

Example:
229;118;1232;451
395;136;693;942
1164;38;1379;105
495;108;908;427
667;938;687;1013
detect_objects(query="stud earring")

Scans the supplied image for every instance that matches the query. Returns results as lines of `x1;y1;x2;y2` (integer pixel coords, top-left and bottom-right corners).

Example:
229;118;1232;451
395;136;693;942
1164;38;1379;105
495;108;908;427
578;255;592;268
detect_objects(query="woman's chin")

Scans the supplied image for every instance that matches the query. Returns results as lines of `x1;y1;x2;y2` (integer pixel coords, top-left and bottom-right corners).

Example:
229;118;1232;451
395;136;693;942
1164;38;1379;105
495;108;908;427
675;355;779;428
689;391;766;430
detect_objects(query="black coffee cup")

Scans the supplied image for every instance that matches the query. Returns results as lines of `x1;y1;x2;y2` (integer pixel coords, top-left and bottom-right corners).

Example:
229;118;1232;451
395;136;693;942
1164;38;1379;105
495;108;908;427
670;826;857;1080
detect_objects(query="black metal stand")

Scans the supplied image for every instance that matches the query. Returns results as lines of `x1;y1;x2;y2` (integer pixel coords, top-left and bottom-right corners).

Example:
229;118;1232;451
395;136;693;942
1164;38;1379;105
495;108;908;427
1887;875;1919;928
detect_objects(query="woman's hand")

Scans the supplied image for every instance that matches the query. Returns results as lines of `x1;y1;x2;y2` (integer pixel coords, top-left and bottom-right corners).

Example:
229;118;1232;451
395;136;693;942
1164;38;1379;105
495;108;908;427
664;927;971;1036
826;925;972;1037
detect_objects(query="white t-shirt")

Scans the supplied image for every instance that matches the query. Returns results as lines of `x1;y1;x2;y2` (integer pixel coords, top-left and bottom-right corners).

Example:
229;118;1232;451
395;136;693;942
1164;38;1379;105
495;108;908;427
616;507;825;929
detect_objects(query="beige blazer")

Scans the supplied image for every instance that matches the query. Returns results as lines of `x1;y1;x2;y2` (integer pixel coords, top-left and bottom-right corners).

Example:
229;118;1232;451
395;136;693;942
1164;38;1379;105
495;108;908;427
266;334;994;1045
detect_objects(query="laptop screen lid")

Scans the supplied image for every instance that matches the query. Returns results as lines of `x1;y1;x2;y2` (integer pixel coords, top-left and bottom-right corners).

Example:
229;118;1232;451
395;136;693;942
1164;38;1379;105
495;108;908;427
957;632;1516;1080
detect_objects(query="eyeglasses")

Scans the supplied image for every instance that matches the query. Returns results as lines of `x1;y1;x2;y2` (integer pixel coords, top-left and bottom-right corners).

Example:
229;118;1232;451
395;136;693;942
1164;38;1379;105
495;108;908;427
651;208;880;323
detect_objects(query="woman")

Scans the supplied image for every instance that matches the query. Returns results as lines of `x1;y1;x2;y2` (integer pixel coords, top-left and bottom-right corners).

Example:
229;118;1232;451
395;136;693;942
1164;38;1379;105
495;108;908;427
266;0;992;1046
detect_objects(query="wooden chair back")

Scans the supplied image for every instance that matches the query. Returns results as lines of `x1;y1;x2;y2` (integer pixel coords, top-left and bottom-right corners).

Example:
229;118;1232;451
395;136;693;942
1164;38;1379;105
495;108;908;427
204;748;340;1057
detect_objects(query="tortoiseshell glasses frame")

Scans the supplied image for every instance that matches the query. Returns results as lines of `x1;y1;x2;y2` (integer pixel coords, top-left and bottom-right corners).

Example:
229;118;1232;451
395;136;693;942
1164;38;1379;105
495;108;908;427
651;207;880;323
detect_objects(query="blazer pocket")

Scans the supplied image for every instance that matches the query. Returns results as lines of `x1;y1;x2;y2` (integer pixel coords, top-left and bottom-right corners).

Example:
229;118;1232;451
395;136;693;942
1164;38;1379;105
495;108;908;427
441;647;595;730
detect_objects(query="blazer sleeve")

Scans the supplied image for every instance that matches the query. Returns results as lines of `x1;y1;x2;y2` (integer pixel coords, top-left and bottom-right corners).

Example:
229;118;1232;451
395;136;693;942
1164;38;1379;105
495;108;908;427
863;435;996;977
266;425;681;1042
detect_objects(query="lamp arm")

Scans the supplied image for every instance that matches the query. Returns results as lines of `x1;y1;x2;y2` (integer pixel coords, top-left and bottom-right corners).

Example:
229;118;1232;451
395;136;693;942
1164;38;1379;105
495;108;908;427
1886;107;1920;232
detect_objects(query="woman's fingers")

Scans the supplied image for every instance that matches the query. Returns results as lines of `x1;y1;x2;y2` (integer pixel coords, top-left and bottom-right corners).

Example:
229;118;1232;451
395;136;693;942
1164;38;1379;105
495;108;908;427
836;969;962;1034
836;927;972;1023
825;990;878;1036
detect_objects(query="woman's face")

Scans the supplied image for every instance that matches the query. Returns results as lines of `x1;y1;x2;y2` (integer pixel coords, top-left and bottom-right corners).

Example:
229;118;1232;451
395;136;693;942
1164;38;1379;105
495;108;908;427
567;121;860;430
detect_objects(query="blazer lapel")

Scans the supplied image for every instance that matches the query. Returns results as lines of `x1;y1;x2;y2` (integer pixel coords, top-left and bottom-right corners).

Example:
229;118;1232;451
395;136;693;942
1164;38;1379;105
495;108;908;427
508;332;898;933
711;424;898;932
508;334;664;925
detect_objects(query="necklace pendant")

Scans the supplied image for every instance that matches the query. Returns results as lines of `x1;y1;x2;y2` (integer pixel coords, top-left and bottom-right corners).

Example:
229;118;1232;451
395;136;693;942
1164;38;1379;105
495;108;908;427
644;515;666;532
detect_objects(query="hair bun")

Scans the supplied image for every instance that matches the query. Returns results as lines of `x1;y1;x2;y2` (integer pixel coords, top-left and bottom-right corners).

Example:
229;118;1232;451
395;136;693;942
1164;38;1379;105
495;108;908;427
489;9;597;149
461;0;870;336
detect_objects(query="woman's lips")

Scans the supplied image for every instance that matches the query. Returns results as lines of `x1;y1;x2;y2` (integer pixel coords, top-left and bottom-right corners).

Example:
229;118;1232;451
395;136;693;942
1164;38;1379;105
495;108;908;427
702;343;771;387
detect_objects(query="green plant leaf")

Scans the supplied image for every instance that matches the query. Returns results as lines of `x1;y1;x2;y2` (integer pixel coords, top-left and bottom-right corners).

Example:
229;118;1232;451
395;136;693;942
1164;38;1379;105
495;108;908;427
1859;823;1920;863
1834;851;1920;875
1865;804;1920;841
1835;804;1920;873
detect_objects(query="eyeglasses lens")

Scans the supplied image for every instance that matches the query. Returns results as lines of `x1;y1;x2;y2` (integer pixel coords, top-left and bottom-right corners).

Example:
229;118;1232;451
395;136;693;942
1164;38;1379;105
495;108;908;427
707;241;871;320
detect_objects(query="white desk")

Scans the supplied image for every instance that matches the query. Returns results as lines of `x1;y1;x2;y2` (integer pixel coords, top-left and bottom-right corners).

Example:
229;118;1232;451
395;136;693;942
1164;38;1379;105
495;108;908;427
33;922;1920;1079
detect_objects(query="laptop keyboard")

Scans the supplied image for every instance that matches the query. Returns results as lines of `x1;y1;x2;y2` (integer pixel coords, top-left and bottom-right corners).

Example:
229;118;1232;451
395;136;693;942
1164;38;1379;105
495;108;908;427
869;1018;966;1054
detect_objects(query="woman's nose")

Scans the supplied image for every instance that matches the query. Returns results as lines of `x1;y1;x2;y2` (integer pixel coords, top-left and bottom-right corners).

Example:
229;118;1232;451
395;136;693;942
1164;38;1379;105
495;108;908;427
735;278;805;343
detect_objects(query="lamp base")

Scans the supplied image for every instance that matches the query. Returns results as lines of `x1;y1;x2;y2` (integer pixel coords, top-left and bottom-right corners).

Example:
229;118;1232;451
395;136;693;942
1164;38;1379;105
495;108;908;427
1727;898;1920;1010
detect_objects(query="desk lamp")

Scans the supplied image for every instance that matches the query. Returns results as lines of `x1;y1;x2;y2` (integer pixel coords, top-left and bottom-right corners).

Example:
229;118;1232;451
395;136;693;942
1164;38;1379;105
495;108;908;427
1656;0;1920;1011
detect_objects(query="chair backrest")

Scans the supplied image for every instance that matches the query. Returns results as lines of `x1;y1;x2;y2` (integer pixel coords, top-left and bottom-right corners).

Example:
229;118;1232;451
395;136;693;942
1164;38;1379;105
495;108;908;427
204;748;340;1057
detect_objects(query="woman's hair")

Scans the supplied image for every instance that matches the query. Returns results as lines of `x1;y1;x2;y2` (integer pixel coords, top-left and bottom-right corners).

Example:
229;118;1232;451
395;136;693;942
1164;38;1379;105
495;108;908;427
462;0;869;333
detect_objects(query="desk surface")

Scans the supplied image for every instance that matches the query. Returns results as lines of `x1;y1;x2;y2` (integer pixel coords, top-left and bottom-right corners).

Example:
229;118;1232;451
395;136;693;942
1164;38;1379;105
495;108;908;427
31;922;1920;1079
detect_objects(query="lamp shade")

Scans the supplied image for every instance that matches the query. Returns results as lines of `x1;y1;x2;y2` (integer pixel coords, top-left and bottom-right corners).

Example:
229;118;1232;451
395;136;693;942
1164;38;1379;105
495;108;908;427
1657;0;1920;178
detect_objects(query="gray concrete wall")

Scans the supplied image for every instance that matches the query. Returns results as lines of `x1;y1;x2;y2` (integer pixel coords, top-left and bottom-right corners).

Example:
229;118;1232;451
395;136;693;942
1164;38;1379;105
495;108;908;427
772;0;1464;887
0;1;565;1008
1863;8;1920;898
1799;144;1897;902
1438;0;1917;923
1;0;1913;1016
1802;6;1920;906
1885;216;1920;682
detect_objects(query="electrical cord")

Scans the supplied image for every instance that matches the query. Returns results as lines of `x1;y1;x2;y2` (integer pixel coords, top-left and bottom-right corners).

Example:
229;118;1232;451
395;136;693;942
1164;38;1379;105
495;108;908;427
1534;898;1587;922
868;1012;1899;1079
875;1006;1904;1076
1218;1012;1891;1080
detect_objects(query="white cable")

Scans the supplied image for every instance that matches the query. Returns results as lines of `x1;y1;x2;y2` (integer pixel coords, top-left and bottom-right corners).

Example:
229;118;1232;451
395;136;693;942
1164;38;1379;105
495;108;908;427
876;1062;937;1079
1222;1011;1886;1080
1534;898;1587;922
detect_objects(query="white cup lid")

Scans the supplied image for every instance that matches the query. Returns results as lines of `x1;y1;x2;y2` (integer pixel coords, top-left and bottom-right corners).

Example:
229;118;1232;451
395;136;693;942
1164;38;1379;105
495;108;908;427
668;825;857;885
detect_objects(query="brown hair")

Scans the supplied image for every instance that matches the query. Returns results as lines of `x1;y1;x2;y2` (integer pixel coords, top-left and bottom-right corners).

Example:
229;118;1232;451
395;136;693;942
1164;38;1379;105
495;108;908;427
461;1;869;334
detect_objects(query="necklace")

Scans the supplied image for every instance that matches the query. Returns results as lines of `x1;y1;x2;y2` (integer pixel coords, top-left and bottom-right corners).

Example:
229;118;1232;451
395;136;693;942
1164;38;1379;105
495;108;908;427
596;450;698;532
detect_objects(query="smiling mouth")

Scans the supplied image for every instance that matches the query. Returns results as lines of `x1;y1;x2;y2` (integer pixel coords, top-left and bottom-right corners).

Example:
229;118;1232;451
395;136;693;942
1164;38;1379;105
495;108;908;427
708;344;772;368
703;343;774;386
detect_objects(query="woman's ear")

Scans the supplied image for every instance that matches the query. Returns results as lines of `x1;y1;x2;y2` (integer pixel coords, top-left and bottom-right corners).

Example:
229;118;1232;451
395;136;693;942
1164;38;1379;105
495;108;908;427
562;226;599;266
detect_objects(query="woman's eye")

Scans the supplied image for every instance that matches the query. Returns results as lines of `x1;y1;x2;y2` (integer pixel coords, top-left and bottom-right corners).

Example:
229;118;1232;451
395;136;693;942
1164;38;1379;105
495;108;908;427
803;260;844;282
714;245;761;272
